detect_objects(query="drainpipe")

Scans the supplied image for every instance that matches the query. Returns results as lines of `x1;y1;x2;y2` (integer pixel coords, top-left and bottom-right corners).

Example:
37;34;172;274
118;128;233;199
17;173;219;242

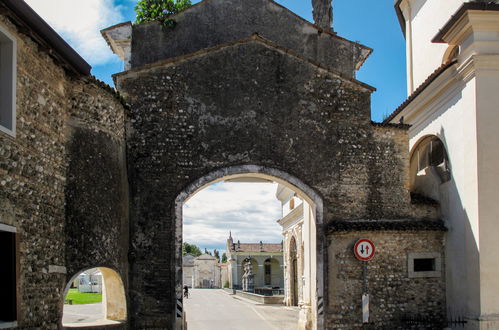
403;1;415;94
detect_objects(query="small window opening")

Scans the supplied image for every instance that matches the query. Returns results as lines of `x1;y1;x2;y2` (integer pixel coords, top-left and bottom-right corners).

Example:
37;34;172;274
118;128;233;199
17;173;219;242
414;258;435;272
408;252;441;278
0;230;17;323
289;198;295;210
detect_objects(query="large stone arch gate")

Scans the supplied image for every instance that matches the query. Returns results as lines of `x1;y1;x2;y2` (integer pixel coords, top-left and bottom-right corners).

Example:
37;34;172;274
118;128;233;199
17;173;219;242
174;165;325;329
112;1;447;328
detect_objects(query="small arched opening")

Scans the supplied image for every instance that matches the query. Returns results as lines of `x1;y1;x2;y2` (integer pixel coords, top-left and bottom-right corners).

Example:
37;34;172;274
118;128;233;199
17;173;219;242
61;267;126;327
410;135;451;202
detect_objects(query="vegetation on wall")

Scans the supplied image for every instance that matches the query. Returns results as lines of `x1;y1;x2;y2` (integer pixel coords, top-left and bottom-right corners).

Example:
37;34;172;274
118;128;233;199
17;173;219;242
134;0;192;28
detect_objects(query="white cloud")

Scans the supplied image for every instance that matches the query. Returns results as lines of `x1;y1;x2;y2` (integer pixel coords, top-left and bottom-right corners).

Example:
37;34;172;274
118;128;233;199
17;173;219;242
25;0;124;65
183;182;283;253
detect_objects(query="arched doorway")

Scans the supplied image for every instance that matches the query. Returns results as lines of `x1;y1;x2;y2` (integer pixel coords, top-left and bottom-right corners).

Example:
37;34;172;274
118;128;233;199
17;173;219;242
174;165;324;330
61;267;127;328
289;237;299;306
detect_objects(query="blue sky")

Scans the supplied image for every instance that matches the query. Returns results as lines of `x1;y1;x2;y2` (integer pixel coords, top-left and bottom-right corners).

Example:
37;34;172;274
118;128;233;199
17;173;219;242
24;0;408;255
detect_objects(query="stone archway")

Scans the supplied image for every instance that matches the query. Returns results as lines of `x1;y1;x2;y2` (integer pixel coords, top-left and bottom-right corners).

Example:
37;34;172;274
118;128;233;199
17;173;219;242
174;165;325;330
61;267;127;328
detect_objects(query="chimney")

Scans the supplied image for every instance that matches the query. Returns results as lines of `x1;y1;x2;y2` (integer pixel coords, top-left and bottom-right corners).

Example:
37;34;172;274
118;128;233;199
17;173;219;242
312;0;333;30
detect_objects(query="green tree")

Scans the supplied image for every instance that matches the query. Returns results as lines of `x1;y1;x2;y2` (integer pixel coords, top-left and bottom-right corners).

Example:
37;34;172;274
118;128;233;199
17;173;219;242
213;249;220;262
183;242;202;256
221;252;227;263
135;0;192;28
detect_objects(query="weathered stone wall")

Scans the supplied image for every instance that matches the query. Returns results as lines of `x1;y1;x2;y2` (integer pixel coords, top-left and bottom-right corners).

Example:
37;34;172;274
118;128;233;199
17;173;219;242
116;37;437;328
0;13;128;329
0;14;68;328
64;79;129;285
327;230;446;329
131;0;369;78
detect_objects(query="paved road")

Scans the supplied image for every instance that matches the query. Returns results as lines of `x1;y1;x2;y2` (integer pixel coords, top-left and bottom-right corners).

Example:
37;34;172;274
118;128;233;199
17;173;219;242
184;289;299;330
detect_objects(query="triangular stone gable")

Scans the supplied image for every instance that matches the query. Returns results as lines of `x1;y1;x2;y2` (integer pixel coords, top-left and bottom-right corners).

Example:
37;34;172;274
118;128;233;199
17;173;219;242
131;0;370;78
117;35;374;93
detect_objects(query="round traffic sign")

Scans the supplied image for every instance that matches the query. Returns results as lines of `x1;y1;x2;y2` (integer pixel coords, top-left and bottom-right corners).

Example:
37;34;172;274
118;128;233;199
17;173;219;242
354;239;375;261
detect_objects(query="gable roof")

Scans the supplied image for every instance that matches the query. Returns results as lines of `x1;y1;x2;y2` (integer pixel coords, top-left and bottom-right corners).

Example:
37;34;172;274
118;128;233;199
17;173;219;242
164;0;363;51
114;33;375;92
127;0;371;75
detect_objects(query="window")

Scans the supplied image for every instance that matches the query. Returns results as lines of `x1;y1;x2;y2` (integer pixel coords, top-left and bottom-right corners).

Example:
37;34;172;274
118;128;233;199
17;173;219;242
0;224;17;325
413;258;435;272
289;198;295;210
408;252;441;278
0;24;16;137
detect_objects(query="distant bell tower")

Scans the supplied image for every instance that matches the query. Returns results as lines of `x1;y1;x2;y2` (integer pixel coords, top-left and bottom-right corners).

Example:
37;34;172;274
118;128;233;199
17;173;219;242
312;0;333;30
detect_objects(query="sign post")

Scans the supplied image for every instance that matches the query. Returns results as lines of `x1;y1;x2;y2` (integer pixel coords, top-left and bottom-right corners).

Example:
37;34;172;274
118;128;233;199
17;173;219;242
354;239;375;324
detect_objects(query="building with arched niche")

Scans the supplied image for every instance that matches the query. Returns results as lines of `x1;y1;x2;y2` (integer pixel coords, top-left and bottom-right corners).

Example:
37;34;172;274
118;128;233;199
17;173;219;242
276;184;314;328
225;233;284;291
386;1;499;328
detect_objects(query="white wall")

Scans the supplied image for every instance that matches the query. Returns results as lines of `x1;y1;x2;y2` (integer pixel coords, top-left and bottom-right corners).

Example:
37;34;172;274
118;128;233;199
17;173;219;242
400;0;463;92
406;77;479;317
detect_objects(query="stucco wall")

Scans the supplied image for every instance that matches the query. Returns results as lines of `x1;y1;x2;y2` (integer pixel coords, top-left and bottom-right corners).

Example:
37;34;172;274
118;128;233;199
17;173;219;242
400;0;463;90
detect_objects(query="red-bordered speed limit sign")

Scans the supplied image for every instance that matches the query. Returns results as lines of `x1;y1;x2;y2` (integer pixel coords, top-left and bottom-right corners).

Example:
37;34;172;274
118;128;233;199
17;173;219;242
354;239;375;261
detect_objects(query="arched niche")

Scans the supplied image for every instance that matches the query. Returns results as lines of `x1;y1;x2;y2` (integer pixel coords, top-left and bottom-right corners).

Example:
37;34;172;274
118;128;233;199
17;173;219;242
61;267;127;327
409;135;451;201
442;45;460;64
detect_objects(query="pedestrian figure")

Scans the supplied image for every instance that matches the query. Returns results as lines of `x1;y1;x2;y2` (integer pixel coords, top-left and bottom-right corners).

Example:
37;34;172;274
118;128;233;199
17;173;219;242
183;285;189;299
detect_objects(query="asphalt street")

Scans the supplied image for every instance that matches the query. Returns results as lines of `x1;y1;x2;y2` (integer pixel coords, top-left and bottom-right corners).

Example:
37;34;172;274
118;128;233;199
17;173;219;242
184;289;299;330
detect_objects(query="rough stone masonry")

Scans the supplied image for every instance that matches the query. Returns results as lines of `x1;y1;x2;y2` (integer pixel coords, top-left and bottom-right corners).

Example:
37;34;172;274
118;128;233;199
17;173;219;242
113;0;447;328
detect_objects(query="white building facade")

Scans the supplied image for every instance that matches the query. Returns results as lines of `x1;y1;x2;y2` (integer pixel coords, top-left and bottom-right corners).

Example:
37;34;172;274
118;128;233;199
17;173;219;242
387;1;499;328
182;253;221;288
276;184;318;330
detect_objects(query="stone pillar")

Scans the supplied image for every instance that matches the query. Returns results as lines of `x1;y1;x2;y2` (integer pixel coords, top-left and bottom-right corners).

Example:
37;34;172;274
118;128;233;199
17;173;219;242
312;0;333;30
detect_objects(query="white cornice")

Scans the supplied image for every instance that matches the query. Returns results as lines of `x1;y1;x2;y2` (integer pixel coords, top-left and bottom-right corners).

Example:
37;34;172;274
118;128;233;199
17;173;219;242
277;203;304;231
441;11;499;46
391;65;462;131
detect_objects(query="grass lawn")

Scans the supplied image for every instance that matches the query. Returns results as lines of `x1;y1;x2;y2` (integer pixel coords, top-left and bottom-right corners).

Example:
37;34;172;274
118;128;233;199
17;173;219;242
65;288;102;305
